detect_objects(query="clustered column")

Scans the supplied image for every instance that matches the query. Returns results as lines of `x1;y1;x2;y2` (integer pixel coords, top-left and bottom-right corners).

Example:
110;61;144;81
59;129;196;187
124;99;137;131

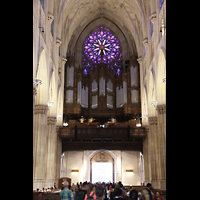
33;105;48;189
148;116;161;189
157;105;166;190
46;117;57;187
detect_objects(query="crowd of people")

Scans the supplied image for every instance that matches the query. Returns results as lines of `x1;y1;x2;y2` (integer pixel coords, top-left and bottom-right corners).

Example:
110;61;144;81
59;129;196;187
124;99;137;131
36;181;163;200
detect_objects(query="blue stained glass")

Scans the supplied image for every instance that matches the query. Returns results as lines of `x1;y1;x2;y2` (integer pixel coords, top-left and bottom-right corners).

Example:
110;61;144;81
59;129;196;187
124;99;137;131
159;0;164;11
83;26;122;76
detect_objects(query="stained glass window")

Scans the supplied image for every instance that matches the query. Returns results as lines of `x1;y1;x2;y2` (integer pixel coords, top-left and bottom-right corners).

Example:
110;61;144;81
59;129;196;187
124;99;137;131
82;26;122;76
159;0;164;11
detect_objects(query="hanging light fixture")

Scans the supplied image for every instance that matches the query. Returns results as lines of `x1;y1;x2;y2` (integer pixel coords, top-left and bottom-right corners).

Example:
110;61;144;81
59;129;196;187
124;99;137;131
63;114;68;127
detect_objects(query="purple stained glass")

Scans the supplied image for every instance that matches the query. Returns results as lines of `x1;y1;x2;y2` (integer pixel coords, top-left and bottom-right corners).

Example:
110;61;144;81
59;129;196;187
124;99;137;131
83;26;122;76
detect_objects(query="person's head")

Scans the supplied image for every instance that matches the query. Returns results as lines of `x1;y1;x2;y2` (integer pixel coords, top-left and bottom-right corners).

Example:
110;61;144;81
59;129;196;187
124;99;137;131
138;192;141;197
146;183;153;190
96;185;104;198
38;192;43;199
82;181;89;190
156;192;160;197
114;188;122;197
112;184;115;189
87;183;95;195
63;181;69;188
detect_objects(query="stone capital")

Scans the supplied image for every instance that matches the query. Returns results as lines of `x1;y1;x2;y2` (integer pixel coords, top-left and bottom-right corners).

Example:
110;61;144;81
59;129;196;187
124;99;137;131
148;116;158;125
137;57;142;65
47;12;54;24
34;105;48;115
56;38;62;47
62;57;67;64
47;117;57;125
149;12;157;23
142;38;148;47
157;104;166;114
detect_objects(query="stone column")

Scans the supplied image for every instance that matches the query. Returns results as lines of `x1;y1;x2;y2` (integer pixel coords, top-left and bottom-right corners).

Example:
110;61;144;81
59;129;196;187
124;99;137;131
143;127;151;185
33;105;48;190
157;105;166;190
45;117;57;188
148;116;161;189
33;86;37;114
55;126;62;185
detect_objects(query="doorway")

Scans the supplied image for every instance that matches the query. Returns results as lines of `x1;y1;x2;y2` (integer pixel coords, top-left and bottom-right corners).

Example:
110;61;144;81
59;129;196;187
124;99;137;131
92;162;113;183
90;151;114;183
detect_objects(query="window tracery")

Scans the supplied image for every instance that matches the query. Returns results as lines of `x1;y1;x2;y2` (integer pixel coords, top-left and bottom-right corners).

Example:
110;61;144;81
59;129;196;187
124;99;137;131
82;26;122;76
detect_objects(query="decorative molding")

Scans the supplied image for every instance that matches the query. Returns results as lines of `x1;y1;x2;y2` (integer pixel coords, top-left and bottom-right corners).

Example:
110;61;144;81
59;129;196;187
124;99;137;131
157;104;166;114
137;57;142;65
149;12;157;23
56;38;62;47
62;57;67;64
148;117;157;125
34;105;48;115
47;12;54;24
142;38;148;46
47;117;57;125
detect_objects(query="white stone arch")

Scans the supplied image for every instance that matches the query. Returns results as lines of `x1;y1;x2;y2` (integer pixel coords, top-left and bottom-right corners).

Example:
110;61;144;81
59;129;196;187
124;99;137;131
74;18;131;70
48;71;57;117
87;149;116;183
156;47;166;105
35;49;49;105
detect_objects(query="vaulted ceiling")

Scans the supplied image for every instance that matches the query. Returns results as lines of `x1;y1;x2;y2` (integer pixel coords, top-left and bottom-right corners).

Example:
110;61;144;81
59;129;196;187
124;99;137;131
52;0;151;61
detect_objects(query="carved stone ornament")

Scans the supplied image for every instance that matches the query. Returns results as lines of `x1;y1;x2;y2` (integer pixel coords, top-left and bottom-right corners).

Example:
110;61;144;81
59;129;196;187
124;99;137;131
148;116;157;125
34;105;48;115
157;104;166;114
149;12;157;23
47;12;54;24
142;38;148;46
56;38;62;47
47;117;57;125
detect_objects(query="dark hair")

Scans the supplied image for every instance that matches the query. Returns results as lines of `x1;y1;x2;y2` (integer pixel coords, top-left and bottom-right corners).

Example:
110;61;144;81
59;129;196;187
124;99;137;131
112;184;115;189
87;183;94;196
96;185;104;197
114;188;122;196
38;192;42;196
146;183;152;187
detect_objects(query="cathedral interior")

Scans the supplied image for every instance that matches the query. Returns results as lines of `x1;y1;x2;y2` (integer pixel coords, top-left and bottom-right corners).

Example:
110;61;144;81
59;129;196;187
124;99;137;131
33;0;166;193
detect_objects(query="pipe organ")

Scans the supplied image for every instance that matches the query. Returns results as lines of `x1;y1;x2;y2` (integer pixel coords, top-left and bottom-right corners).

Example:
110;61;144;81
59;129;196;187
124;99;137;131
63;55;141;119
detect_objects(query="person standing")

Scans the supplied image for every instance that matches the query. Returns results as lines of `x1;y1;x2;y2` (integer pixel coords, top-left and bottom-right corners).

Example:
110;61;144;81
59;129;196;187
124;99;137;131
60;181;74;200
142;183;153;200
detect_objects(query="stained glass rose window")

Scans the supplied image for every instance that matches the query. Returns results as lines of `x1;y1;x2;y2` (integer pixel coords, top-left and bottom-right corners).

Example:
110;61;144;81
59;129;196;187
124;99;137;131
82;26;122;76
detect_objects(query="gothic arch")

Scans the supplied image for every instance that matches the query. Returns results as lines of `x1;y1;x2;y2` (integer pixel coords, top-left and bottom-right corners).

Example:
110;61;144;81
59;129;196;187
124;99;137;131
74;18;131;70
88;149;116;183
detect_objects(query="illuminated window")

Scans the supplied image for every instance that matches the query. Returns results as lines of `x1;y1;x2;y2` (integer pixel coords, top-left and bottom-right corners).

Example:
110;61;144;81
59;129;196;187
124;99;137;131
83;26;122;76
160;0;164;11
